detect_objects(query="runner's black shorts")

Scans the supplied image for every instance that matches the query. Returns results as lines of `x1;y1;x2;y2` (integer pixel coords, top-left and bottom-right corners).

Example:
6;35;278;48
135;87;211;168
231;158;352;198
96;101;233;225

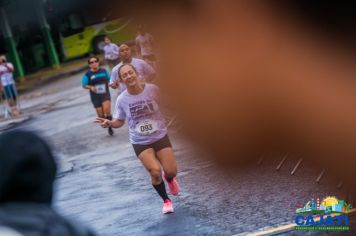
132;134;172;157
90;93;110;108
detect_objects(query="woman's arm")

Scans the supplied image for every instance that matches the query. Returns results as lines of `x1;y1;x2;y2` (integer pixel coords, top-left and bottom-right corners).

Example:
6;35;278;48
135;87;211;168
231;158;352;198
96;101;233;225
83;85;97;93
95;117;125;128
82;74;97;92
4;63;14;72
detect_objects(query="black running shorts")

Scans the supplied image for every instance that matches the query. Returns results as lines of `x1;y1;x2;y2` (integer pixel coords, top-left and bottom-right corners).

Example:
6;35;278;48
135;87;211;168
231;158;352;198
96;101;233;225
90;93;110;108
132;135;172;157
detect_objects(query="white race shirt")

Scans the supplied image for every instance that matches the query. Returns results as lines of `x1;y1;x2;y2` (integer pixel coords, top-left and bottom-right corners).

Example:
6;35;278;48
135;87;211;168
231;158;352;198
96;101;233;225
0;63;15;86
135;33;154;56
114;83;167;144
103;43;119;60
110;58;156;92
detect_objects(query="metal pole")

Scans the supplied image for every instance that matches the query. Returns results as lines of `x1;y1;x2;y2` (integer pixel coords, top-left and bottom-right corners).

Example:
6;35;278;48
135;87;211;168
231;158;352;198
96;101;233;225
34;0;60;69
0;7;25;80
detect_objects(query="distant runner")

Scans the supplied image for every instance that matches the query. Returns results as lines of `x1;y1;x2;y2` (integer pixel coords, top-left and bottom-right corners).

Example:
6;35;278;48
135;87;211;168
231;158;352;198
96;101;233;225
95;63;179;214
103;36;120;71
135;25;157;67
82;56;114;136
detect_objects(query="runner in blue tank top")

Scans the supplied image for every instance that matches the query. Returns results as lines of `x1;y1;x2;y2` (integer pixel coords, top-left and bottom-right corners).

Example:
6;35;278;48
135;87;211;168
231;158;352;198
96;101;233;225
82;56;114;136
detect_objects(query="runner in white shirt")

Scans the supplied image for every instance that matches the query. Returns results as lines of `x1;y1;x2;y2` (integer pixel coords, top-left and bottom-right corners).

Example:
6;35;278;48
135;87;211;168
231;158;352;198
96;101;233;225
0;55;19;116
109;44;156;93
135;25;157;67
96;63;179;214
103;36;120;71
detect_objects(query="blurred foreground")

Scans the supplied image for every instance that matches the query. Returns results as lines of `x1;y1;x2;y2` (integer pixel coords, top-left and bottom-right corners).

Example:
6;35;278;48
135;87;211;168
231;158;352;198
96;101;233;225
119;0;356;192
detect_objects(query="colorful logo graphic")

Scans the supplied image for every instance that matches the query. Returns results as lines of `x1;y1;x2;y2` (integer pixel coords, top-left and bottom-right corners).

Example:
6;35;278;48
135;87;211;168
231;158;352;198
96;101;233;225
295;196;351;231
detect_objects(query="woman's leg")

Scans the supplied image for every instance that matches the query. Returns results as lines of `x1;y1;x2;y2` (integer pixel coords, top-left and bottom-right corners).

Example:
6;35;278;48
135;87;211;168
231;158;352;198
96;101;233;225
102;100;111;117
95;107;104;118
4;85;19;116
138;148;170;201
102;100;113;135
156;147;177;179
139;148;163;185
156;147;179;196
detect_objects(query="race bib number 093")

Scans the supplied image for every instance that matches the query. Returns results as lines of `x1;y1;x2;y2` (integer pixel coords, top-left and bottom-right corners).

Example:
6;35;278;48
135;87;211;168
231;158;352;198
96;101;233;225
135;120;158;135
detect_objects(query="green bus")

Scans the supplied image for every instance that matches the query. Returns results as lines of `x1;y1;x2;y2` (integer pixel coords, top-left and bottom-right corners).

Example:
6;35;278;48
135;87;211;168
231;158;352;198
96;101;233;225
58;14;136;60
0;0;137;74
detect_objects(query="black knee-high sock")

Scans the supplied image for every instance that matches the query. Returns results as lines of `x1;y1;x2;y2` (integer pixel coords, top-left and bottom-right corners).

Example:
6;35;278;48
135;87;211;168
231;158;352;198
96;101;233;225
153;181;170;201
165;176;173;182
106;115;113;130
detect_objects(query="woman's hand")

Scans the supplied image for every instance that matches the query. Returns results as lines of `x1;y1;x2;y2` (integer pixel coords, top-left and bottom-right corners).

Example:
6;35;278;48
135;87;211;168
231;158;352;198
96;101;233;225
109;82;119;89
90;86;97;93
94;117;111;128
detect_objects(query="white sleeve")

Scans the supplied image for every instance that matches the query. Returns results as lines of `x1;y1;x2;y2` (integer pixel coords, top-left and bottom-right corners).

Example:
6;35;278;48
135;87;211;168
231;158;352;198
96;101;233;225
113;95;126;120
142;61;155;77
109;66;119;85
113;44;119;56
103;46;108;57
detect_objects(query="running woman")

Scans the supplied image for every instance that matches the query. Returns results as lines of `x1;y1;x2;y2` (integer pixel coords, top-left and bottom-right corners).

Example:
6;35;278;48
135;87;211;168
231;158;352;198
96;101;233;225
95;63;179;214
109;44;156;93
0;55;19;116
103;36;120;71
82;56;114;136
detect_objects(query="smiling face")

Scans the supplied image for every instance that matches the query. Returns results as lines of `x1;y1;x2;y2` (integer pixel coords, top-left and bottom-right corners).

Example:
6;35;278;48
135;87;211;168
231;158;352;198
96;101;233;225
119;64;138;87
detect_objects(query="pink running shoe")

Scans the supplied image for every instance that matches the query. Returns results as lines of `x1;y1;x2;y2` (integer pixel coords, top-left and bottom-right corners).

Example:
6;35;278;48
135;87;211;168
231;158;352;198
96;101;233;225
162;199;174;214
163;172;180;196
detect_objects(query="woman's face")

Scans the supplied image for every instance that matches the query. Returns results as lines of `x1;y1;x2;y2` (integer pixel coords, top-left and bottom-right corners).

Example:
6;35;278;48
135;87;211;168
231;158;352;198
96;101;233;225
119;65;138;87
88;58;99;71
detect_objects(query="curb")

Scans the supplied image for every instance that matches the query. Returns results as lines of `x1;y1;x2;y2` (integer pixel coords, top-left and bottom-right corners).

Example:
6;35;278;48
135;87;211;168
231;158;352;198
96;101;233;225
0;115;32;132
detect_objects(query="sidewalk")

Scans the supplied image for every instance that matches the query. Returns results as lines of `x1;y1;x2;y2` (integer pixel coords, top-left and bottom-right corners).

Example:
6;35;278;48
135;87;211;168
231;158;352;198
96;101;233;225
16;57;90;94
0;57;91;131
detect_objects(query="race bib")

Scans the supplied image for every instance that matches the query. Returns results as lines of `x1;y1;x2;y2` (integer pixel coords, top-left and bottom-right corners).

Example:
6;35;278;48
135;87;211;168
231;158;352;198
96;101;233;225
135;119;158;135
108;54;118;60
95;84;106;94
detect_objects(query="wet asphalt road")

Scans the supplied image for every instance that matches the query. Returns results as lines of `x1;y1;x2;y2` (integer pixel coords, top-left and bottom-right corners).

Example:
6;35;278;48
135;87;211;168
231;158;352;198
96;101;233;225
7;72;355;236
